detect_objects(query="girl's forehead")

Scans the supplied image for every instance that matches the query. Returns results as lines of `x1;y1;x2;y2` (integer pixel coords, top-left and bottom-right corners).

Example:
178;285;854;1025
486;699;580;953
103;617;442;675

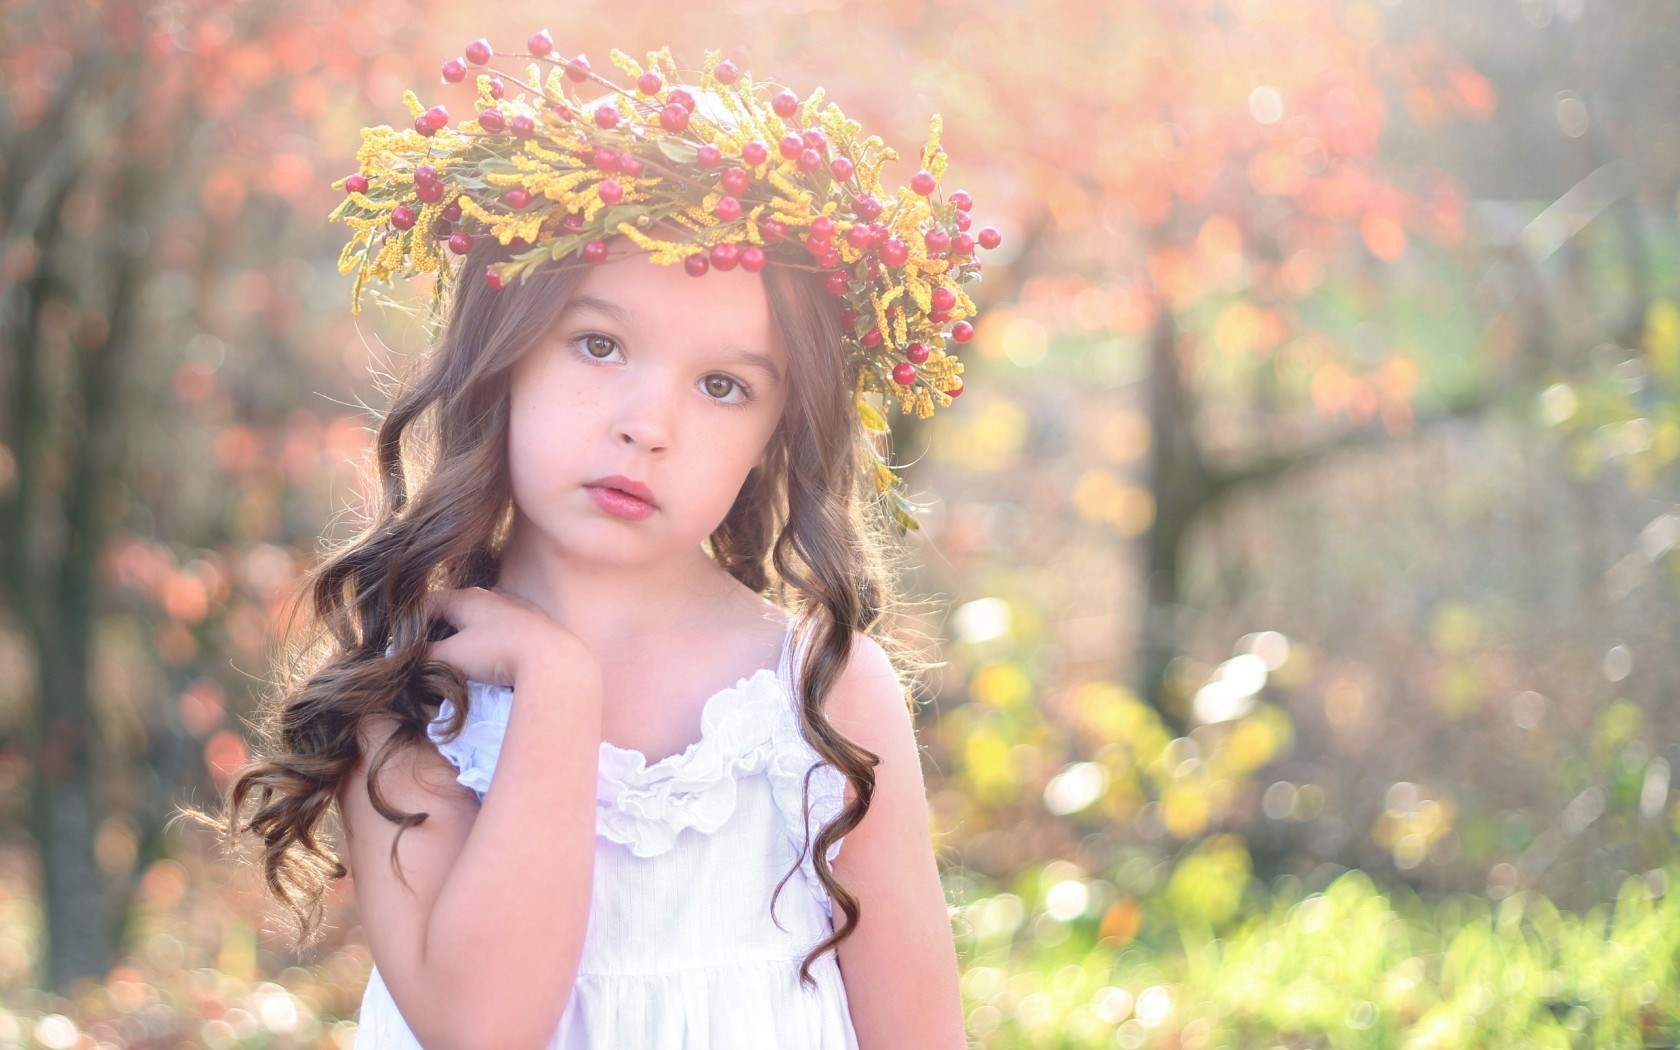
561;249;783;348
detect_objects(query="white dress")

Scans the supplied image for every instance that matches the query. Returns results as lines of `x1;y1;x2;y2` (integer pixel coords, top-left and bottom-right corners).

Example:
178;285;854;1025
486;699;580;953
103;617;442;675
354;619;860;1048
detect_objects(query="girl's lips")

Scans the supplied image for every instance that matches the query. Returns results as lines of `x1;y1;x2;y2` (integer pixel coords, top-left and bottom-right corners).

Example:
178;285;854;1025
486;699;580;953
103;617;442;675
586;484;655;521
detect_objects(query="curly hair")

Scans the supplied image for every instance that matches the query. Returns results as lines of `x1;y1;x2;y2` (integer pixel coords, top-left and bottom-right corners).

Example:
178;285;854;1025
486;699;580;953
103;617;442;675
180;229;930;988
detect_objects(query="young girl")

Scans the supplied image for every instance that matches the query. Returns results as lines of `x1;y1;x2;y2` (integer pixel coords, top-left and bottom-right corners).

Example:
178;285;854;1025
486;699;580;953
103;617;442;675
214;37;995;1049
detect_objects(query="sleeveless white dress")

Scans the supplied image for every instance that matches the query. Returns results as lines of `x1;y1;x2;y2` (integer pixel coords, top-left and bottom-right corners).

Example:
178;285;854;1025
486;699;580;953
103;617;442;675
353;619;859;1048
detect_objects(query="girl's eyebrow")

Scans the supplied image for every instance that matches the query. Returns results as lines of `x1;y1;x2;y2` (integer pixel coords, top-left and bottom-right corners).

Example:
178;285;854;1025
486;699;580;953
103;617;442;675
559;294;784;387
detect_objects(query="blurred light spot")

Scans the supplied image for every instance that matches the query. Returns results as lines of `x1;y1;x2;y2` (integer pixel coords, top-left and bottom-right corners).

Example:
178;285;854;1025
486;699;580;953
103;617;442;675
952;597;1011;645
1262;781;1296;819
1135;986;1173;1026
1393;832;1428;869
1324;678;1367;727
1044;879;1090;921
1239;630;1290;670
1511;690;1546;729
1386;781;1420;816
1555;92;1588;138
1603;644;1633;682
1001;316;1049;368
33;1016;77;1050
1044;762;1109;816
962;965;1006;1000
330;1019;359;1049
1561;786;1605;836
1093;986;1134;1024
1192;653;1268;724
970;662;1033;708
1639;512;1679;561
1538;383;1577;426
1295;783;1325;820
1641;759;1670;820
1116;1019;1148;1048
974;894;1024;939
255;983;299;1032
1248;85;1284;124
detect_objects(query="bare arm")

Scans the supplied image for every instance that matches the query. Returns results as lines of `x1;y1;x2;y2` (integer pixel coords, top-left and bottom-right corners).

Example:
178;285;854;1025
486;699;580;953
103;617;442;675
828;632;968;1049
339;588;602;1050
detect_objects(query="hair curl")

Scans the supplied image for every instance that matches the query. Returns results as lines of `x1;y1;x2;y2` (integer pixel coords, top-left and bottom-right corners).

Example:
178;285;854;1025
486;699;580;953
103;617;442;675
181;231;933;988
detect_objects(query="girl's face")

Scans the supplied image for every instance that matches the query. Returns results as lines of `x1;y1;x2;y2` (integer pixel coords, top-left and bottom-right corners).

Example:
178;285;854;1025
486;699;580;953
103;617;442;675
505;240;791;565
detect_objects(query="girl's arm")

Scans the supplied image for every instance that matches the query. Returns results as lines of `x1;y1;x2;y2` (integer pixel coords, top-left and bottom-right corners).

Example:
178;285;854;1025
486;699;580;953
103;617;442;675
340;645;602;1050
829;632;969;1049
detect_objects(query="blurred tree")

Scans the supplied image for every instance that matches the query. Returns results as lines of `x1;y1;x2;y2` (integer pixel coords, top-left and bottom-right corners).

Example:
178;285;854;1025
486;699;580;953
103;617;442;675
0;0;420;990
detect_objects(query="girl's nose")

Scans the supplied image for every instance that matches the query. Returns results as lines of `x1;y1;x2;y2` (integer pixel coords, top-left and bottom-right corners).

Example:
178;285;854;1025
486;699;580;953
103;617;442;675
613;386;674;453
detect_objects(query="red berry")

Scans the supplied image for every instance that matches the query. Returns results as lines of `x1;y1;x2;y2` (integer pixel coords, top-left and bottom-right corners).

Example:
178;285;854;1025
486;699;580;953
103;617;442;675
931;287;957;311
811;215;836;241
715;196;743;222
721;167;750;196
344;174;369;194
432;217;453;238
441;58;467;83
485;266;504;289
930;309;950;324
583;239;608;263
949;189;973;211
805;232;828;256
861;326;883;347
668;88;696;112
739;245;766;272
422;106;449;131
946;378;964;397
906;342;930;363
549;103;574;122
448;230;473;254
892;362;917;386
710;243;740;270
509;113;534;138
829;157;854;181
779;133;804;160
978;226;1002;250
955;210;972;231
880;238;908;266
563;213;585;232
854;193;882;220
415;163;438;184
758;218;787;242
566;54;591;81
951;232;975;257
742;142;769;167
714;60;740;84
598;179;623;205
660;103;689;132
488;76;506;100
618;155;644;177
824;270;851;296
817;248;840;268
477;108;505;133
442;201;462;221
842;309;861;329
416;180;444;204
911;170;936;195
506;187;532;209
802;129;827;151
415;116;435;136
528;30;553;56
772;90;799;117
697;145;723;168
798;148;823;172
594;148;619;172
638;72;662;96
594;105;619;129
924;228;951;253
685;253;710;277
951;320;974;342
466;38;493;65
845;225;873;250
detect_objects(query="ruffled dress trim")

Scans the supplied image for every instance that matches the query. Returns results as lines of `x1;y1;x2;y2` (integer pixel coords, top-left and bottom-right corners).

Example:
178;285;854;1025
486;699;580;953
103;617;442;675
424;620;846;911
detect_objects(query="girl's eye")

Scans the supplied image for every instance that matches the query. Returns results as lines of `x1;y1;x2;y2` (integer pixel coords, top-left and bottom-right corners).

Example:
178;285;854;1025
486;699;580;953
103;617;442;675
701;374;751;405
581;334;620;360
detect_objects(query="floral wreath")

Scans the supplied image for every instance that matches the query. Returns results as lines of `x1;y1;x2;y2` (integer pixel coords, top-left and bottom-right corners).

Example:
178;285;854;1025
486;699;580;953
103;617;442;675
328;37;1003;532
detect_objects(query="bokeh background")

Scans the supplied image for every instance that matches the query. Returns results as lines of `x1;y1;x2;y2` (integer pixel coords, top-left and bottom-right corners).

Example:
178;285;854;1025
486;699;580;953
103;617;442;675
3;0;1680;1046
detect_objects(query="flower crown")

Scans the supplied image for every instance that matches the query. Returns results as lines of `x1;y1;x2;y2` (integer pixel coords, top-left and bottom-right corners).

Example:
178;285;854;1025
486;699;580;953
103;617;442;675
328;38;1001;533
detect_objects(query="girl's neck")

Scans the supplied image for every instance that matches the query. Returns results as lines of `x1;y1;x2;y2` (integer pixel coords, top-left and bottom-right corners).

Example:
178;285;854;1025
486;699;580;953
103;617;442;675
491;523;739;660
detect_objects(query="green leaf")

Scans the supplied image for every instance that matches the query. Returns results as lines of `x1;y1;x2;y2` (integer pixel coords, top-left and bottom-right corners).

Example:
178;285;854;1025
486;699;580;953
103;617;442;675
657;138;700;164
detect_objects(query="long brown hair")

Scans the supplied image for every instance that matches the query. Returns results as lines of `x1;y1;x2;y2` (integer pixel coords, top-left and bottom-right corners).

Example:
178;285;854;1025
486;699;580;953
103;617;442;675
184;232;925;986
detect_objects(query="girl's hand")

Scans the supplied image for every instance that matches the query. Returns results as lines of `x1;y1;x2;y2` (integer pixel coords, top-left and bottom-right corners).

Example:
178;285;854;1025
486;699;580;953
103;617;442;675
421;586;596;689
